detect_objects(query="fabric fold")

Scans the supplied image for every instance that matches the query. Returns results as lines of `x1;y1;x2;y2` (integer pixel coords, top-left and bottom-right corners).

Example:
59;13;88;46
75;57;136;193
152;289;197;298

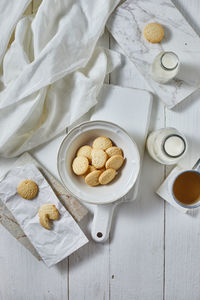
0;0;121;157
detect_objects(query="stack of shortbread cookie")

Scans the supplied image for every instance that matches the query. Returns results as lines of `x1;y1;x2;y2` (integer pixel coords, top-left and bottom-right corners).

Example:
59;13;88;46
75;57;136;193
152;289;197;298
72;136;124;186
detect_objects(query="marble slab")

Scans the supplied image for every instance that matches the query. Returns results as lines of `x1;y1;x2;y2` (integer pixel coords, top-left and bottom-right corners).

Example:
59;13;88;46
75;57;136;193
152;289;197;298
0;152;88;260
107;0;200;108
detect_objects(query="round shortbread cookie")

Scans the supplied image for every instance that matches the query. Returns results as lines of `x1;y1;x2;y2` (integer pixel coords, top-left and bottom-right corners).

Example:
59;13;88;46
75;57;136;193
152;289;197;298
106;155;124;170
39;214;51;230
144;22;164;43
77;145;92;162
39;204;59;230
105;146;123;158
72;156;89;175
17;180;39;200
91;149;107;169
82;165;96;178
92;136;112;150
85;170;101;186
99;168;116;185
38;204;59;220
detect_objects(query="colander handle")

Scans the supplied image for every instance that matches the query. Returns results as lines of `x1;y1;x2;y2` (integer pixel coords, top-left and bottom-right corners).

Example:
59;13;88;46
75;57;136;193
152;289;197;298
91;202;117;242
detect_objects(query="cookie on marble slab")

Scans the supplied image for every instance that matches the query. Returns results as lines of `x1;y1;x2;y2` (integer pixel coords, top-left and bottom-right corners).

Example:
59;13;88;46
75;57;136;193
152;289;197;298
92;136;112;150
144;22;164;43
17;179;38;200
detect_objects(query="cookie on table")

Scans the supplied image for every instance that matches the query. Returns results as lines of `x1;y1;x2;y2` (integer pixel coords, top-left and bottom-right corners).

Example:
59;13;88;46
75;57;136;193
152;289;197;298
105;146;123;158
77;145;92;162
99;168;116;185
92;136;112;150
91;149;107;169
144;22;164;43
106;155;124;170
17;179;38;200
72;156;89;175
38;204;59;230
85;170;101;186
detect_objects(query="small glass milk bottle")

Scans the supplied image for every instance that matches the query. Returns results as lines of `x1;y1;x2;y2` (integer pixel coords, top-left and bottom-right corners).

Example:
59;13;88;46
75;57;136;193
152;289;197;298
150;51;180;84
146;128;187;165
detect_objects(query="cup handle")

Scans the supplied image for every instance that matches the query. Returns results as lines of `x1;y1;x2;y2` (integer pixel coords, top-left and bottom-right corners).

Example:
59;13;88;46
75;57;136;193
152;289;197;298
192;159;200;172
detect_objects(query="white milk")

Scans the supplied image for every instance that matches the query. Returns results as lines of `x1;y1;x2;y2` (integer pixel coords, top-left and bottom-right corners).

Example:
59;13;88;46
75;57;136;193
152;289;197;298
146;128;187;165
150;52;180;84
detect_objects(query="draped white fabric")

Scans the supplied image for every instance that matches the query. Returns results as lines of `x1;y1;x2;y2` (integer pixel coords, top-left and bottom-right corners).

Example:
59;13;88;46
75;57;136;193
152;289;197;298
0;0;121;157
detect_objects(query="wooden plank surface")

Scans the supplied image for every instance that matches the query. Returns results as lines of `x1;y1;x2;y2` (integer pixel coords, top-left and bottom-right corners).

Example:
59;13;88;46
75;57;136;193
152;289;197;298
0;213;68;300
68;31;111;300
108;38;165;300
165;94;200;299
164;2;200;299
0;2;68;300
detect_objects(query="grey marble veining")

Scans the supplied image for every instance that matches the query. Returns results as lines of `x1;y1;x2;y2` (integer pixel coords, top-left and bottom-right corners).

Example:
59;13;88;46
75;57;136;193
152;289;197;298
107;0;200;108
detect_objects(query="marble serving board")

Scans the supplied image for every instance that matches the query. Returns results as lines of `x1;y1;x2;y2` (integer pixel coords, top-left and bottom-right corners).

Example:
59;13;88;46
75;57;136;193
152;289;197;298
107;0;200;108
0;152;88;260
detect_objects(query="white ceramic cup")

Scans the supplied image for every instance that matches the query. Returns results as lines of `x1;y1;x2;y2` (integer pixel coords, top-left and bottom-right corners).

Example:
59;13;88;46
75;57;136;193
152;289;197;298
171;159;200;209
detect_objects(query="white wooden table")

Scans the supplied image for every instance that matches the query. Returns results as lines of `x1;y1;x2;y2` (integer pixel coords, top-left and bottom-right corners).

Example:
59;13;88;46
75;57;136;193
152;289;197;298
0;1;200;299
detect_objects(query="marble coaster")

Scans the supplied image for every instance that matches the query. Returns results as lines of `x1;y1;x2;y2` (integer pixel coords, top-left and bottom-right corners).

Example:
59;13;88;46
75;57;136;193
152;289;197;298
107;0;200;108
156;166;188;213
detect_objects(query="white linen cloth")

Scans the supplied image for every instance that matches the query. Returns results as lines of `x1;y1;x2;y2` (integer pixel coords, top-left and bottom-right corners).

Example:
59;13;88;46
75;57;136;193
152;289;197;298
0;0;121;157
0;164;89;267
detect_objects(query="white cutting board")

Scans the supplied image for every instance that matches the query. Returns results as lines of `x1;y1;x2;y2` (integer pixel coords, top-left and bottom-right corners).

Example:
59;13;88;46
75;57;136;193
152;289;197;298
31;84;152;190
92;84;152;163
90;84;152;242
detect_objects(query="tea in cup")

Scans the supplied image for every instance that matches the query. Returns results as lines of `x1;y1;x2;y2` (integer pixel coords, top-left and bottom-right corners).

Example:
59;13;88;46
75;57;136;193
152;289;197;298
172;159;200;208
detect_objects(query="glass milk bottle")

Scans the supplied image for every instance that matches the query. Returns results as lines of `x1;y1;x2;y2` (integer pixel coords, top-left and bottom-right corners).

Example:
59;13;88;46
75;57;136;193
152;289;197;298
150;51;180;83
146;128;187;165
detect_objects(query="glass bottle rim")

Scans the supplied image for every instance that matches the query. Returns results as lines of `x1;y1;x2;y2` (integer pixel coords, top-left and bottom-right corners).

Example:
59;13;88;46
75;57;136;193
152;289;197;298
162;134;186;158
160;51;179;71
